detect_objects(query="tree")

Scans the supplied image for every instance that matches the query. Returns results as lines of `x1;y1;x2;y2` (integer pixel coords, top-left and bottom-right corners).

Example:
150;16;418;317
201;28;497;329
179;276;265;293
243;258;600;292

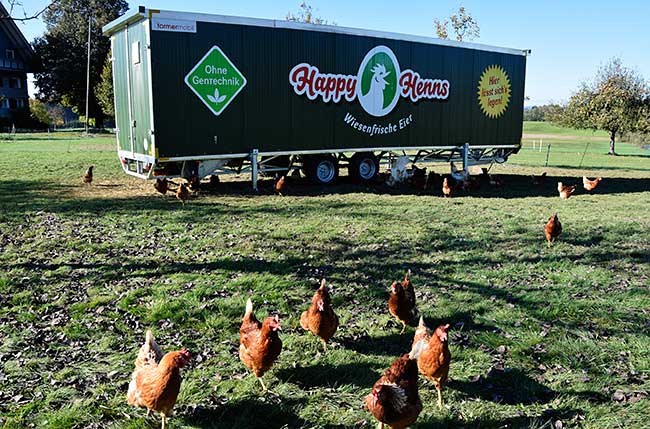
636;100;650;135
286;2;333;25
95;53;114;118
32;0;128;129
29;99;66;128
559;58;648;154
29;98;51;126
524;104;564;122
434;6;480;42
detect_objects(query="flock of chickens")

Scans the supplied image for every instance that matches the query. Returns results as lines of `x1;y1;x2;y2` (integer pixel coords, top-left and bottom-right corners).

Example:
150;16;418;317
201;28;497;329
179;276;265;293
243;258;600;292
83;163;602;209
79;164;604;428
544;174;603;246
126;271;450;429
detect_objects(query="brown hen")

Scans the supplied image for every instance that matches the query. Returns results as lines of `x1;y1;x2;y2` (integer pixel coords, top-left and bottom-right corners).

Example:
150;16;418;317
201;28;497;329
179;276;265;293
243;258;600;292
544;212;562;246
127;330;190;429
442;177;453;197
365;353;422;429
583;176;602;192
176;183;189;205
82;165;93;184
188;175;200;192
239;299;282;391
388;279;417;334
557;182;577;199
154;178;172;195
531;171;547;185
410;320;451;408
300;279;339;352
274;175;286;196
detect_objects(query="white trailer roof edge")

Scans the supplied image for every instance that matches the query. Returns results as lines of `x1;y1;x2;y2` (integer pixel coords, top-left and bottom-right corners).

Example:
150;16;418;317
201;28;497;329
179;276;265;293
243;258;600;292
103;7;530;57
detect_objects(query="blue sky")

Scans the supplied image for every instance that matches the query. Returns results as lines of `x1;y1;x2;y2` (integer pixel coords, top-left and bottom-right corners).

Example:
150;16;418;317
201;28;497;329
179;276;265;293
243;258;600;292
15;0;650;106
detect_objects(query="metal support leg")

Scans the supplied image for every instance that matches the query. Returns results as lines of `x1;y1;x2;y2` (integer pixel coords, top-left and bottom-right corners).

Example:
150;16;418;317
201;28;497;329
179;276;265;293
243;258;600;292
462;142;470;176
251;148;259;191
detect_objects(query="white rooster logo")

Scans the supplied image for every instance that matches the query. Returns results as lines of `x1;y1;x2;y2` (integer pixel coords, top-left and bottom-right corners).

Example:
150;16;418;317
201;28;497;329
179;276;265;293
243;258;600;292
206;88;227;104
360;63;391;115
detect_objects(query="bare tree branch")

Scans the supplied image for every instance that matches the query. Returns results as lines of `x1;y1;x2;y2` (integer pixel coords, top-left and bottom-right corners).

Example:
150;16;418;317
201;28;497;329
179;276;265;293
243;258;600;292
0;0;59;22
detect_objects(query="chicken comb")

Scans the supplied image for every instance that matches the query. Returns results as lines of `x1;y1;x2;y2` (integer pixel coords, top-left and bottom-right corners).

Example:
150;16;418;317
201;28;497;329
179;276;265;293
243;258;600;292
179;348;191;359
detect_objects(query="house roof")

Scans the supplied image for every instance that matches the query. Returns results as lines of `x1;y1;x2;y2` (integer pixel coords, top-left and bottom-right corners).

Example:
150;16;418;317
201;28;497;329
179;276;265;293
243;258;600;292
0;2;36;70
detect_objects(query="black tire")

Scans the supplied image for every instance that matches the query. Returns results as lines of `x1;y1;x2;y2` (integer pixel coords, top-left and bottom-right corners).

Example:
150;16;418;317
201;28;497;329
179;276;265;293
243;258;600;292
303;155;339;185
349;152;379;183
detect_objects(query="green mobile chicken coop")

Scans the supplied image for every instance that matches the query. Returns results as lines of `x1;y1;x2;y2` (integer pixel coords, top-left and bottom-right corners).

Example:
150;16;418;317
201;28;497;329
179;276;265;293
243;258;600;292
103;6;529;188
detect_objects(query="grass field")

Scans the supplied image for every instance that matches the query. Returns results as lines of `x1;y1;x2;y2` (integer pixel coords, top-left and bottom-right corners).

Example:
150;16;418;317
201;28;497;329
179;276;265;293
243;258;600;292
518;122;650;172
0;123;649;429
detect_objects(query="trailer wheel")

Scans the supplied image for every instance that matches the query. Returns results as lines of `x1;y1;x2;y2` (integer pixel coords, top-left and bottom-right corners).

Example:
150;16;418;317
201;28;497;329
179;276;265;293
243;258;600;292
349;152;379;183
303;155;339;185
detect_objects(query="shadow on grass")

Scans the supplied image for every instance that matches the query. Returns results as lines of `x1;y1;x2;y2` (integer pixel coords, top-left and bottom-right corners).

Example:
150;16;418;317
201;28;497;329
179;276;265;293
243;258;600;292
201;174;650;199
2;172;650;218
449;367;554;405
180;397;312;429
276;361;380;388
341;331;413;356
420;310;495;334
415;407;584;429
6;256;302;281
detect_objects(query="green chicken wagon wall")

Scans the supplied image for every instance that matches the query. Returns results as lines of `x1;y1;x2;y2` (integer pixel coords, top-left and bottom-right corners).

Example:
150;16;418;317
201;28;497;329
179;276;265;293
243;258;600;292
106;8;527;161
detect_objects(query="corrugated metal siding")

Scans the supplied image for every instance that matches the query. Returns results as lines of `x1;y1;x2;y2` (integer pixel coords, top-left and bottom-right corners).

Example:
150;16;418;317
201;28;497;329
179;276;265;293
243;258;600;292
146;19;526;158
111;31;131;153
127;21;152;156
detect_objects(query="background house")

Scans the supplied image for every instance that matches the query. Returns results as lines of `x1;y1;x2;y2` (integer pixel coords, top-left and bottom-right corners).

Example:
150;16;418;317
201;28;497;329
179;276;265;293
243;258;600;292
0;2;35;122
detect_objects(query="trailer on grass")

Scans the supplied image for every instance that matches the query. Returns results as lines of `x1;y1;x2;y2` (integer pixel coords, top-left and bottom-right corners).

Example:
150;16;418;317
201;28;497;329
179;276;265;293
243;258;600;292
103;6;529;189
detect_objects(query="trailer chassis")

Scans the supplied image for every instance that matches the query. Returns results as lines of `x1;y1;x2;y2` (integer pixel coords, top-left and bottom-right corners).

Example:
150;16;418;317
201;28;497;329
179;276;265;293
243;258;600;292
119;144;519;190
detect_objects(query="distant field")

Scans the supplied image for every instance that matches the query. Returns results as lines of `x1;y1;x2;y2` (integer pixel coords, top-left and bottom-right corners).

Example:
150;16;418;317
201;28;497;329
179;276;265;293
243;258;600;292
514;122;650;171
0;129;649;429
522;122;610;138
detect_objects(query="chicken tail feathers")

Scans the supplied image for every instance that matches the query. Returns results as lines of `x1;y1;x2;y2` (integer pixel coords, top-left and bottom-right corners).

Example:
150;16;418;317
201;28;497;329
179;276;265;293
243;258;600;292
245;298;253;317
417;316;425;329
300;310;309;331
134;330;163;370
409;338;427;360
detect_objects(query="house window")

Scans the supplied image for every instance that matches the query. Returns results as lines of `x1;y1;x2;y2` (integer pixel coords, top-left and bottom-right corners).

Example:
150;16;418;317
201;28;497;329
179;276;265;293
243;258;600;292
9;77;21;89
9;98;16;109
17;99;25;108
5;49;14;60
0;98;8;108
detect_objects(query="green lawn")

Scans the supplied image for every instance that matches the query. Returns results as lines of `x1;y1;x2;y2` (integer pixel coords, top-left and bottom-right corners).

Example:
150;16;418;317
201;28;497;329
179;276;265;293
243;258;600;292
0;129;649;429
522;122;610;138
518;122;650;171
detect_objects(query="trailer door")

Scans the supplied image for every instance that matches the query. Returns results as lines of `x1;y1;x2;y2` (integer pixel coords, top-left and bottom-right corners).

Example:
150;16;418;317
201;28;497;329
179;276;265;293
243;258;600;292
125;20;153;158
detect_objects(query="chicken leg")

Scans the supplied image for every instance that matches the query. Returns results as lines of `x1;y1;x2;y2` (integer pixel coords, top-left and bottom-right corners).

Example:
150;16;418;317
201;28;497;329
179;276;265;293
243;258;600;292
322;339;327;353
161;413;167;429
399;321;406;334
436;385;443;409
257;376;267;392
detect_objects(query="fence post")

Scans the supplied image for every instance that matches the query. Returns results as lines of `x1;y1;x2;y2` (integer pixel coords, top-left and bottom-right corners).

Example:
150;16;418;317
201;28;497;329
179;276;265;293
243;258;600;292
545;143;551;167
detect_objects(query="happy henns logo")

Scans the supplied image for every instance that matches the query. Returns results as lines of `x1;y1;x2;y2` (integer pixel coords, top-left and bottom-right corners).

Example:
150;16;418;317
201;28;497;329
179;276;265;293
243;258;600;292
289;45;449;117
